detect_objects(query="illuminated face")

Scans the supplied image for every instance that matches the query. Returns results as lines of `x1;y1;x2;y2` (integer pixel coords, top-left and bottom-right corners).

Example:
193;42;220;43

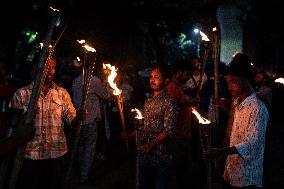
227;78;241;96
192;58;201;68
44;59;56;84
254;72;264;84
149;68;164;91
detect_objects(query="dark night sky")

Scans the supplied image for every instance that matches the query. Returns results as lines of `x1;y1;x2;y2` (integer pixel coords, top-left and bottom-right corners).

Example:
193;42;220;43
0;0;284;73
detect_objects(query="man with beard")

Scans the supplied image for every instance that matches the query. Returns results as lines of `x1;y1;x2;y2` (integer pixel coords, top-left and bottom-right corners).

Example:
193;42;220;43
123;65;177;189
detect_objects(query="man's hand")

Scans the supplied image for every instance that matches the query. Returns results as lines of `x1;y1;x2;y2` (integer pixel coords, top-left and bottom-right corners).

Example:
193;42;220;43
203;148;223;161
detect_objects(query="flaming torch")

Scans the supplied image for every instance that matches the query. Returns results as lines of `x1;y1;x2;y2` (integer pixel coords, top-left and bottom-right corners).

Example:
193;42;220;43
196;30;210;99
131;108;143;189
275;77;284;85
191;107;212;189
103;63;129;152
63;40;96;188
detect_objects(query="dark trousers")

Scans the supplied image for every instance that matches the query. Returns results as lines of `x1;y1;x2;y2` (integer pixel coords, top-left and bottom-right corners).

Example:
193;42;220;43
139;162;172;189
16;155;66;189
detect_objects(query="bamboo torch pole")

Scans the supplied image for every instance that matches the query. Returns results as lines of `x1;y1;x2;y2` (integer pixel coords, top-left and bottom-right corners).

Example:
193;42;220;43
7;10;59;189
63;44;96;188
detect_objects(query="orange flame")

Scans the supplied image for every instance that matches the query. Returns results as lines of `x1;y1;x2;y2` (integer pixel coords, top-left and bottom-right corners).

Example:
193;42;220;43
131;108;144;119
77;39;96;52
200;31;210;41
191;107;211;124
103;63;122;95
275;78;284;85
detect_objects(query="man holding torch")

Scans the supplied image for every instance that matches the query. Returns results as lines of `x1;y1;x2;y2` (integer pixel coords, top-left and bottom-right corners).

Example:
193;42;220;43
9;57;86;189
204;76;269;189
72;64;111;185
123;65;177;189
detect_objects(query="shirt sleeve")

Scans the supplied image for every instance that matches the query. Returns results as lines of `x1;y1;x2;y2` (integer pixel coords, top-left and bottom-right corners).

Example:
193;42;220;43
235;103;268;160
62;89;76;125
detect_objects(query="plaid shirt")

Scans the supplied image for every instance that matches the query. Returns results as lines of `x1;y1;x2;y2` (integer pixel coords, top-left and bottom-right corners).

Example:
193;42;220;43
10;82;76;160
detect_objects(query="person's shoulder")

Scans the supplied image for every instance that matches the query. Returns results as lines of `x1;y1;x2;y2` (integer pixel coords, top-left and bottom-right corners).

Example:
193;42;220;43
14;83;32;94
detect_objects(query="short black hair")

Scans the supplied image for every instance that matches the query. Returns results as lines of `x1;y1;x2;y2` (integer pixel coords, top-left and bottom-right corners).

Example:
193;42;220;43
228;52;253;79
151;64;172;79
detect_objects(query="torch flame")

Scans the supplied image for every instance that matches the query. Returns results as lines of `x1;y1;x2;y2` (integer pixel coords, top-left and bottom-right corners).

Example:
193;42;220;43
82;44;96;52
77;40;86;44
103;63;122;95
131;108;144;119
200;31;210;41
76;40;96;52
49;6;59;12
191;107;211;124
275;78;284;85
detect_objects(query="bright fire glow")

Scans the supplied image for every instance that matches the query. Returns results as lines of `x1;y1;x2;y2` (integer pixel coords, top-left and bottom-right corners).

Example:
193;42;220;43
131;108;144;119
49;6;59;12
200;31;210;41
212;27;217;31
76;40;96;52
275;78;284;85
103;63;122;95
192;107;211;124
77;40;86;44
82;44;96;52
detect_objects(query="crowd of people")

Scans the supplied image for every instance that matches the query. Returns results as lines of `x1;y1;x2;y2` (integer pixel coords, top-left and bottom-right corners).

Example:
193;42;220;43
0;50;281;189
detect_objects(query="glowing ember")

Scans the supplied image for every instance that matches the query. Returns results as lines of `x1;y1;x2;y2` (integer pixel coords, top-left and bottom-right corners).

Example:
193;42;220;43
200;31;210;41
82;44;96;52
131;108;144;119
49;6;59;12
77;40;86;44
103;63;122;95
275;78;284;85
192;107;211;124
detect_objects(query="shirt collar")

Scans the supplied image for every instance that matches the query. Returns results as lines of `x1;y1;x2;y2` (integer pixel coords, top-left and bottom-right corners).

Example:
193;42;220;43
237;93;256;110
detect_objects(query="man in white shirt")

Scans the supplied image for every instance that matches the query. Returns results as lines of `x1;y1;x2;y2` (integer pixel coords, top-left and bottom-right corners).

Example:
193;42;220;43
205;76;269;189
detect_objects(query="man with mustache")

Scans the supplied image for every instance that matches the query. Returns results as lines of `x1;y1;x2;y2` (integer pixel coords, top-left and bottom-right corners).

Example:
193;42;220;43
123;65;178;189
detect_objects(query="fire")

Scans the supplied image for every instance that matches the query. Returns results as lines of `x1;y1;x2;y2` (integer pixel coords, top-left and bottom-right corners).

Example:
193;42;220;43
103;63;122;95
49;6;59;12
191;107;211;124
131;108;144;119
77;39;96;52
82;44;96;52
275;78;284;85
77;40;85;44
200;31;210;42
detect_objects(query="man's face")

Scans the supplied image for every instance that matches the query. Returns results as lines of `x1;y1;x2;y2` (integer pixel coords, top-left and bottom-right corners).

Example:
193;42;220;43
149;68;164;91
192;58;201;69
44;59;56;84
254;73;263;84
227;78;241;96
